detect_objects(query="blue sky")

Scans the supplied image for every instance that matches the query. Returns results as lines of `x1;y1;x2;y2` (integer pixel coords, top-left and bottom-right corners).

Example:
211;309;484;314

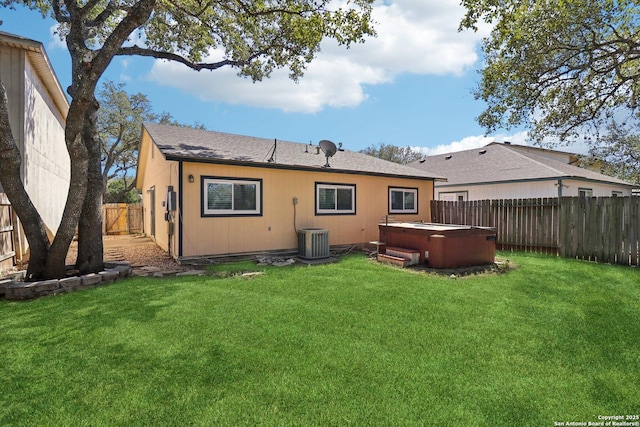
1;1;543;155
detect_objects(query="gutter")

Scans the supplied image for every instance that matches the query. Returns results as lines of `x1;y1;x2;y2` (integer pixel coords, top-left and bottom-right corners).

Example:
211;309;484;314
163;154;444;182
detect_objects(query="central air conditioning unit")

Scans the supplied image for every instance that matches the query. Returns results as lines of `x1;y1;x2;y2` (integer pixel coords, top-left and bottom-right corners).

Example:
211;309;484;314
297;228;330;259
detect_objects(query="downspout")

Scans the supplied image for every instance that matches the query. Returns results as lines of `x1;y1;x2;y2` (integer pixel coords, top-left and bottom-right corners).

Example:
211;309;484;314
178;161;183;259
431;179;436;221
557;179;563;198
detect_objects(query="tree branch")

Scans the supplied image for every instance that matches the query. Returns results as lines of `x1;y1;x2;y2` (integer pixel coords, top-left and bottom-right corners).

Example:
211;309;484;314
88;1;124;27
115;45;263;70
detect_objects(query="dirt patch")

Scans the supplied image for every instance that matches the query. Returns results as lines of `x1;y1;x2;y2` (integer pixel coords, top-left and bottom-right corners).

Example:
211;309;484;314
66;234;184;271
0;235;186;281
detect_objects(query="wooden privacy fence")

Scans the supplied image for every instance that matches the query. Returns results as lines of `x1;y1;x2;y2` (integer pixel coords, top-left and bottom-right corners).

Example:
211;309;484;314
431;197;640;266
102;203;143;235
0;193;15;270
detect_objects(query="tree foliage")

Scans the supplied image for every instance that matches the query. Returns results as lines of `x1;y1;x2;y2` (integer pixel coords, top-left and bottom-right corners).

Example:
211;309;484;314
104;177;140;204
459;0;640;144
360;143;423;165
0;0;375;280
579;121;640;186
98;81;155;202
97;80;200;202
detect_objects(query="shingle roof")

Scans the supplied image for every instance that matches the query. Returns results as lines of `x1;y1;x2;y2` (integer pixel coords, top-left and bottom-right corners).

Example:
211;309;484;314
409;143;634;187
143;123;443;180
0;31;69;118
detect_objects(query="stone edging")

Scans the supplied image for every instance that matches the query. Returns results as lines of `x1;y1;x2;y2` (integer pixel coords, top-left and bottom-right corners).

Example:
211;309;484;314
0;262;132;301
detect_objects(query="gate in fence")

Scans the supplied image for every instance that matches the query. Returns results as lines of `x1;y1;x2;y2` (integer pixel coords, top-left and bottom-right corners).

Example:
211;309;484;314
431;197;640;266
102;203;143;235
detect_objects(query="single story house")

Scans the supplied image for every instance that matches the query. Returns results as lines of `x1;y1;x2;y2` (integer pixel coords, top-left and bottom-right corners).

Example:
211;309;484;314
0;31;70;269
135;123;442;260
409;142;635;201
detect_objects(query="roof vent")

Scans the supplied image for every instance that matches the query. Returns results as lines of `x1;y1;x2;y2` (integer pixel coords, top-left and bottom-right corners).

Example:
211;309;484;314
479;149;487;155
445;155;452;160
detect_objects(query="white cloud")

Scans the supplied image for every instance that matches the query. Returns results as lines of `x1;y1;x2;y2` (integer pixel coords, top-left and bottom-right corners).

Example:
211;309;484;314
145;0;489;113
118;59;133;82
415;131;529;155
148;51;390;113
413;131;591;156
348;0;485;76
48;24;66;50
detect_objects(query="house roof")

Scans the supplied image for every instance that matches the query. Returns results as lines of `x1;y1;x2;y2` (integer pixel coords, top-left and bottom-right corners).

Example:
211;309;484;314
142;123;444;180
0;31;69;119
487;141;577;157
409;143;635;188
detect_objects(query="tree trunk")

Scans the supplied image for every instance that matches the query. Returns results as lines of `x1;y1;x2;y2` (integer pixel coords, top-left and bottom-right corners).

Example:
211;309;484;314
76;100;104;274
1;77;89;279
42;101;90;279
1;0;158;279
60;0;157;274
0;80;51;281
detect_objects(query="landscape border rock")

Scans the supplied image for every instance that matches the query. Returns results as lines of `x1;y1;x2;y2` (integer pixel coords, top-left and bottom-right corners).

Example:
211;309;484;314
0;262;132;301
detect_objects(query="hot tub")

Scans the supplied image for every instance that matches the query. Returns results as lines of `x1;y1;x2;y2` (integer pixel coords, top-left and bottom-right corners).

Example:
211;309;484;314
378;222;496;268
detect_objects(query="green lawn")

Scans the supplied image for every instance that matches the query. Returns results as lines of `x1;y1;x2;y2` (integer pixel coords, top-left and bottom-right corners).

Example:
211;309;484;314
1;253;638;426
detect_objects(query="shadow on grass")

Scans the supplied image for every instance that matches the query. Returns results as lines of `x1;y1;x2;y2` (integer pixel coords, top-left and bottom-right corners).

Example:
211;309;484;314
1;277;181;328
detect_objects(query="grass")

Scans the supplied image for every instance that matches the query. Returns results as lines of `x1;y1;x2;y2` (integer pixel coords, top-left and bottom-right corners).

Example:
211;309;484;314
1;252;639;426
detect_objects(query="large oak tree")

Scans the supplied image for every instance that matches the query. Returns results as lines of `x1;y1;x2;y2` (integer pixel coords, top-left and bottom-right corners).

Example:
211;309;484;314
0;0;375;280
459;0;640;144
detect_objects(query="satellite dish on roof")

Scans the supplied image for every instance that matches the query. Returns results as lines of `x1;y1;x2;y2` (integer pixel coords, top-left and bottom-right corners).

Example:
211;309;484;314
319;140;337;168
319;140;337;157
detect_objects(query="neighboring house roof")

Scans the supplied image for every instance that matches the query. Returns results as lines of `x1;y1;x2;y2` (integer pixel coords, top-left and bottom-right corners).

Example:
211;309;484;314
141;123;444;180
0;31;69;119
486;141;580;165
409;143;635;188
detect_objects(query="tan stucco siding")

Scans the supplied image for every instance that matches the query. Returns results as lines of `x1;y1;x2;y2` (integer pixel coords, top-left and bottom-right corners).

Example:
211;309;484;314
138;135;179;253
179;163;433;258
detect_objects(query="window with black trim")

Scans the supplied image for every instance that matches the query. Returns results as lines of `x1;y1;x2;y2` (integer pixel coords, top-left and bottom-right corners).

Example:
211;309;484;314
202;177;262;216
315;183;355;215
389;187;418;214
578;187;593;198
